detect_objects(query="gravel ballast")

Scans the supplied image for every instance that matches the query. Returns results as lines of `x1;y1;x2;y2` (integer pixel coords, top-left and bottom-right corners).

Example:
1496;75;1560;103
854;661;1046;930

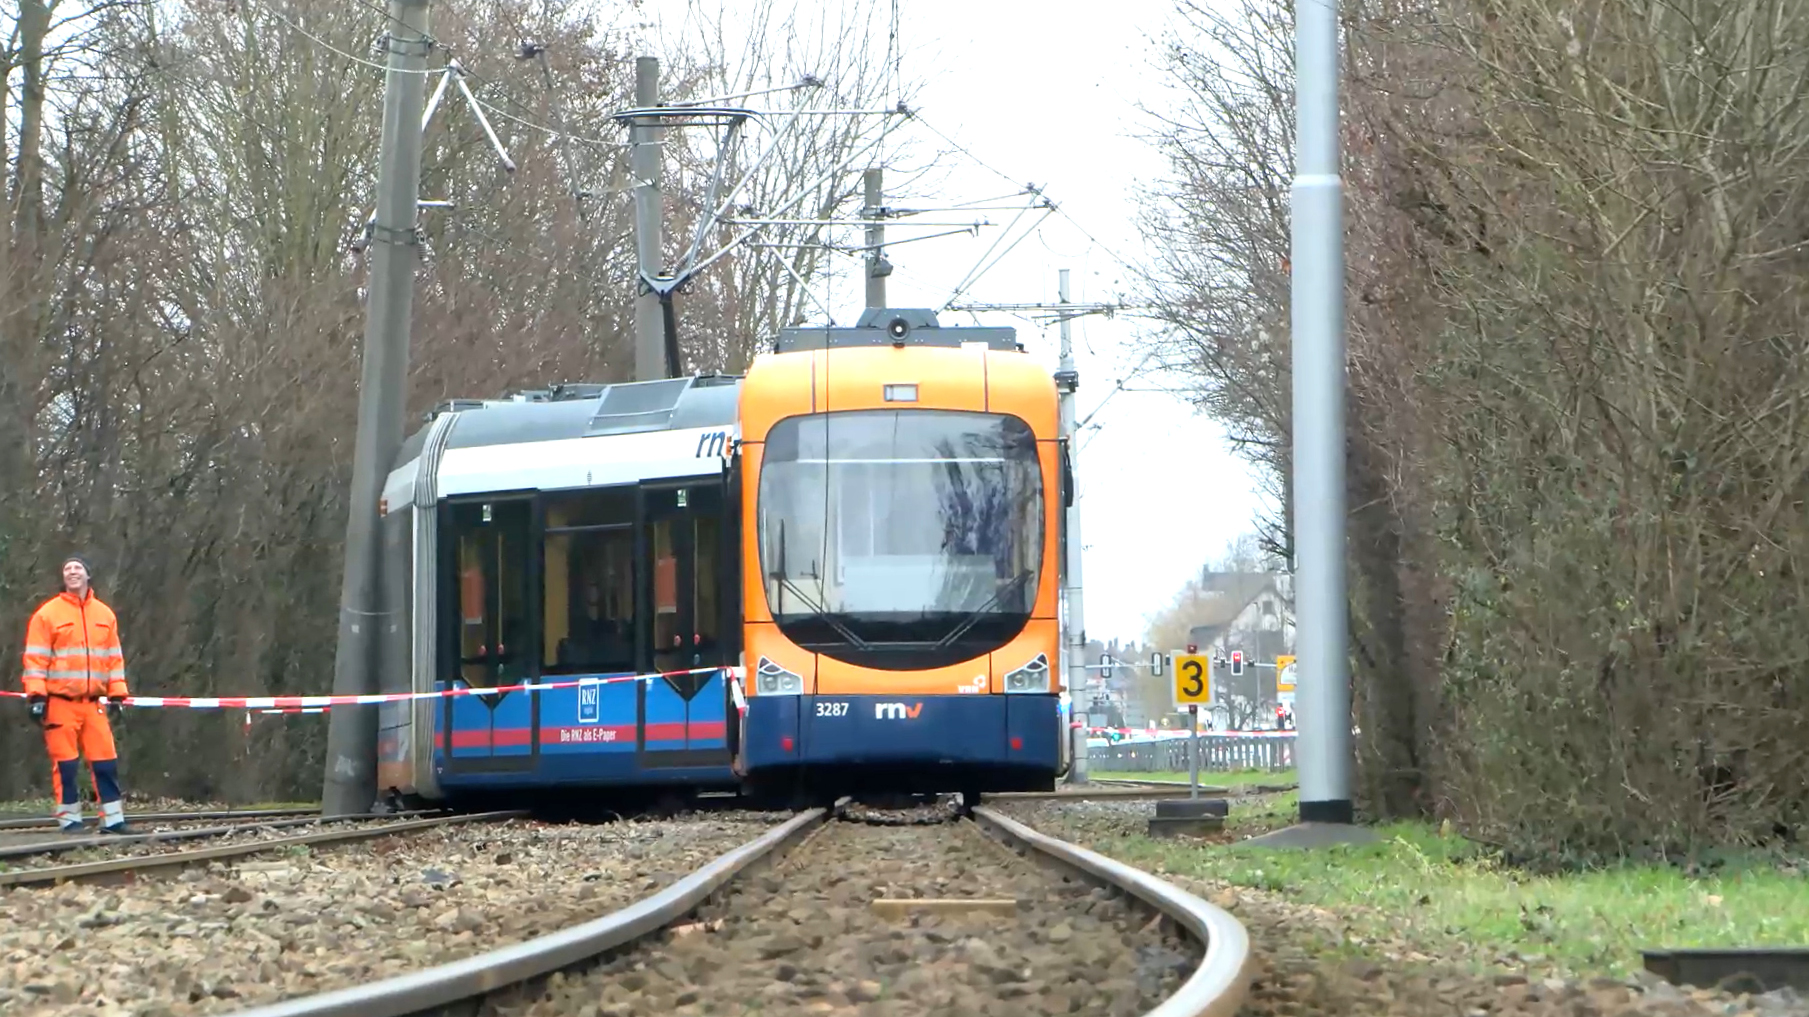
0;810;788;1016
493;811;1204;1017
996;798;1809;1017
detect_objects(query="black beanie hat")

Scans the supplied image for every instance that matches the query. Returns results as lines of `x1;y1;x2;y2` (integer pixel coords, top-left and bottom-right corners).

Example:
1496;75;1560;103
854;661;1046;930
60;554;95;582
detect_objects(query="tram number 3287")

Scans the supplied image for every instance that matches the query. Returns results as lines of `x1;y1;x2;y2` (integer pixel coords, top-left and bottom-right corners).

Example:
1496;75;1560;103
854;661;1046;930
814;701;849;717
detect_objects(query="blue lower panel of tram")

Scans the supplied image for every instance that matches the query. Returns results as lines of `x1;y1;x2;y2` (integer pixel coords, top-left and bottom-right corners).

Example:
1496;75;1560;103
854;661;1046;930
742;693;1061;773
431;670;736;789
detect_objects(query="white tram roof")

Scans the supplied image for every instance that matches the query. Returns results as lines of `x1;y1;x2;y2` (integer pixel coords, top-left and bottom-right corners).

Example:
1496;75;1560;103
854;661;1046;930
385;375;743;504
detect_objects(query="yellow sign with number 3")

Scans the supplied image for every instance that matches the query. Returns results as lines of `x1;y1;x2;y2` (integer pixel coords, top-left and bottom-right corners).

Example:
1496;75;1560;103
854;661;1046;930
1171;653;1211;707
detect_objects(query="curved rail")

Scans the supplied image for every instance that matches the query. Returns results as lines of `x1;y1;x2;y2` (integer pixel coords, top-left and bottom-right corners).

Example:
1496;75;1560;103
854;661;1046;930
230;807;830;1017
0;806;320;831
226;801;1251;1017
973;803;1254;1017
0;809;443;862
0;810;521;888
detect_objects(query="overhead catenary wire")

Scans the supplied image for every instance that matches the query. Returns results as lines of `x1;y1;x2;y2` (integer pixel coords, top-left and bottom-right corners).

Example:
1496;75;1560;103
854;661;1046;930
259;3;436;75
913;111;1137;281
942;197;1054;310
259;0;631;150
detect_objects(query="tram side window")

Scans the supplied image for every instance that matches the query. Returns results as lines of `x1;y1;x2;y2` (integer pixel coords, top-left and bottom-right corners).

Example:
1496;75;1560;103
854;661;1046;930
651;518;679;662
451;500;530;685
693;514;720;653
544;488;637;675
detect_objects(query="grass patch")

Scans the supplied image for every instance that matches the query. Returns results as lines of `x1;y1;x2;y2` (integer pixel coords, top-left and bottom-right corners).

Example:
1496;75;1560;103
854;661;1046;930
1099;813;1809;978
1092;767;1295;789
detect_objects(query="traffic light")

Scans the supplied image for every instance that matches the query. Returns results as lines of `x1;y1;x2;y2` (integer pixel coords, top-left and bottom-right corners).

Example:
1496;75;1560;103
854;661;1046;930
1231;650;1244;676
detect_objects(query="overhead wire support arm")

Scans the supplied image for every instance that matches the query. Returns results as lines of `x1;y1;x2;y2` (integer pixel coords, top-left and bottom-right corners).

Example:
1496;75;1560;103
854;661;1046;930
675;75;824;108
676;114;748;279
350;59;514;251
422;63;452;128
721;217;992;228
610;104;769;129
677;119;911;282
747;108;906;117
448;60;517;172
607;68;914;379
748;225;983;255
946;300;1144;326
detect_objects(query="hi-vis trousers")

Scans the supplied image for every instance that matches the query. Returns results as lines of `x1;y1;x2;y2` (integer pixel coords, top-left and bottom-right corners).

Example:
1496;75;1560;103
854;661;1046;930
43;696;123;828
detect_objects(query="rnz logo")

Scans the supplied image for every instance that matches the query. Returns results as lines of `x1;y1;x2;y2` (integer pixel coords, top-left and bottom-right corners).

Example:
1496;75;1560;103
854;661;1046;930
874;702;923;720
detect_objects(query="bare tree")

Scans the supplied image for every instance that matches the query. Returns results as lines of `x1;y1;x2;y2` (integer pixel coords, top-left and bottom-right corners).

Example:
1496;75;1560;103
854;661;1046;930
0;0;939;803
646;0;933;371
1145;0;1809;858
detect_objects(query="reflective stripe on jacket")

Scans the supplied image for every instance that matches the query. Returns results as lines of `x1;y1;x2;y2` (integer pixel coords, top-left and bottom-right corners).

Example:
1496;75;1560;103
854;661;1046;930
21;591;127;700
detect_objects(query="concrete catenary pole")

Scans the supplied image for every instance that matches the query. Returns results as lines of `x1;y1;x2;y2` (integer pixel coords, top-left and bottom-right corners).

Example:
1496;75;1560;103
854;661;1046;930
864;167;886;310
631;56;665;382
1056;269;1088;783
322;0;433;816
1290;0;1354;823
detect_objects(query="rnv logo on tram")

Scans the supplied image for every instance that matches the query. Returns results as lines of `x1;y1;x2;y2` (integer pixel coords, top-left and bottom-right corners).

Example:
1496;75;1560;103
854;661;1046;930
874;702;924;720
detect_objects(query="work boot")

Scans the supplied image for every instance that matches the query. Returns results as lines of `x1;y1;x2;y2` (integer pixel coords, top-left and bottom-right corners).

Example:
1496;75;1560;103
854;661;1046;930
60;821;84;834
97;822;134;835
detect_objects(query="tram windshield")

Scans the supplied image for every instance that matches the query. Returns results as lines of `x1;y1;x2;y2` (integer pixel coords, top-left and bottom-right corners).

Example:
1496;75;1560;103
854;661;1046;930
757;409;1043;669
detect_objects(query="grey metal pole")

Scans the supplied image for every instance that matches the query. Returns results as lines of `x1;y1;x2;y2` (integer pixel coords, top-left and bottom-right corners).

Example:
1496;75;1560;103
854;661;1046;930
863;168;886;310
1188;705;1200;798
631;56;665;381
1291;0;1354;824
322;0;433;817
1056;269;1088;784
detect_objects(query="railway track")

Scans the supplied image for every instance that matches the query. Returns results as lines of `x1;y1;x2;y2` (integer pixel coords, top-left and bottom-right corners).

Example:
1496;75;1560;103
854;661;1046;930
1087;776;1302;795
0;809;443;861
0;806;321;832
229;797;1252;1017
0;810;509;889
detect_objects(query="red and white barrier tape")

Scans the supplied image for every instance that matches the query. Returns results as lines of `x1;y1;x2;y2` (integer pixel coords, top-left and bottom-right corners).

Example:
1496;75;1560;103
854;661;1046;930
1075;725;1296;738
3;665;732;711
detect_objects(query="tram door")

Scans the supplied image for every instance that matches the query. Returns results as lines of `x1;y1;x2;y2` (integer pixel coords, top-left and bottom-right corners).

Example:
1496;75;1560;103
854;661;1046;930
638;478;735;768
440;496;537;773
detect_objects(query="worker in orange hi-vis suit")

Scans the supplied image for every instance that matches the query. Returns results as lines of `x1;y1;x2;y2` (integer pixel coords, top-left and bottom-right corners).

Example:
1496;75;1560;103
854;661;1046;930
21;555;133;834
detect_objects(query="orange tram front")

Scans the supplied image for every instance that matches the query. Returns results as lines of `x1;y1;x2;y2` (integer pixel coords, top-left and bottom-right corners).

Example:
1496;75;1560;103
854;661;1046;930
733;309;1069;799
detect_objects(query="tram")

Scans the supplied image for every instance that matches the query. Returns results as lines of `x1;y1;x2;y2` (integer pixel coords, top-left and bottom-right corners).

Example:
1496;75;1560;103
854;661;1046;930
369;309;1069;807
372;376;746;806
735;308;1069;797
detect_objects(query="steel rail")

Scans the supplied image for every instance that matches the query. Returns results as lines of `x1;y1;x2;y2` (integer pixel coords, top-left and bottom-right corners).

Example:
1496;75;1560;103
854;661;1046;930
1643;948;1809;992
223;800;1247;1017
973;804;1255;1017
0;809;444;861
0;811;522;888
229;807;831;1017
1090;777;1302;795
0;807;321;831
988;785;1231;802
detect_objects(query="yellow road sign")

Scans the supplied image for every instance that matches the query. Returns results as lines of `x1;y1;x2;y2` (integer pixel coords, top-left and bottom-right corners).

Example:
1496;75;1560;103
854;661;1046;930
1276;655;1297;693
1172;653;1211;707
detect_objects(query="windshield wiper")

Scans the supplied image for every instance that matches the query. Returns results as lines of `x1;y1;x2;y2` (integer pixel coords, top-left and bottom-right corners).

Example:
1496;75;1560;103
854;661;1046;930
769;518;874;652
933;569;1035;651
772;573;873;651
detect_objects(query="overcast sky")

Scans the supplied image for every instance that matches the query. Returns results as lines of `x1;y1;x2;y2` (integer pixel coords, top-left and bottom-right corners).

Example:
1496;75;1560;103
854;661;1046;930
636;0;1274;645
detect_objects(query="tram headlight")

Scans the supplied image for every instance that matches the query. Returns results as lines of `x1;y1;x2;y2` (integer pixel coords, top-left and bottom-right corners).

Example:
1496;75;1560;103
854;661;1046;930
754;656;805;696
1002;653;1050;693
